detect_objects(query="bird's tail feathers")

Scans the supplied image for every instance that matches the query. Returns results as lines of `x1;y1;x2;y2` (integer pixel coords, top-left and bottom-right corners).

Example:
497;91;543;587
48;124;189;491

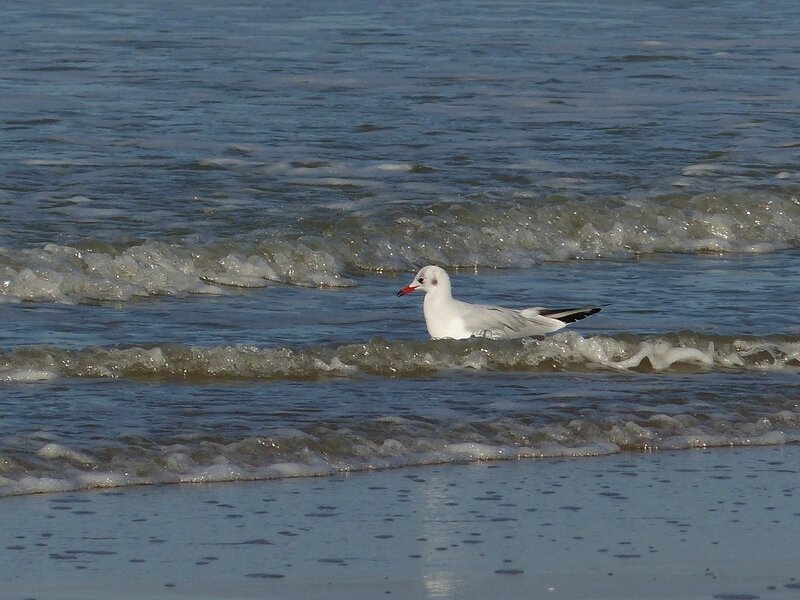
526;306;601;324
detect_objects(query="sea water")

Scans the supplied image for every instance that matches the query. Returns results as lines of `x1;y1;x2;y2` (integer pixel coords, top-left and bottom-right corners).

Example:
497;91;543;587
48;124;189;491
1;0;799;496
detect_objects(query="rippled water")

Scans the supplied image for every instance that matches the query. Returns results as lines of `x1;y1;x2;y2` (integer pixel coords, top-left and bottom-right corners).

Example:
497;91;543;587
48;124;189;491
1;0;799;496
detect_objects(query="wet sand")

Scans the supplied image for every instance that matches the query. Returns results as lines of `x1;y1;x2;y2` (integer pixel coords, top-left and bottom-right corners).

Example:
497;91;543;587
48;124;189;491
2;445;799;600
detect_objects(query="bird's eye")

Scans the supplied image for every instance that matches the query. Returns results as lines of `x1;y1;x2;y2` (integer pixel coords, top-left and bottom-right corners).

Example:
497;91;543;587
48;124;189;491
417;277;424;284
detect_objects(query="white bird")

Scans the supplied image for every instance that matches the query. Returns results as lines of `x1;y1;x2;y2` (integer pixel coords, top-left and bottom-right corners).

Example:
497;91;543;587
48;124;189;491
397;265;600;340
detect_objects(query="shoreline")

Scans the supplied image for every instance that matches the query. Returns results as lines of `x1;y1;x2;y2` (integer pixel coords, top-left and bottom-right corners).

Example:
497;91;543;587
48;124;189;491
2;445;799;599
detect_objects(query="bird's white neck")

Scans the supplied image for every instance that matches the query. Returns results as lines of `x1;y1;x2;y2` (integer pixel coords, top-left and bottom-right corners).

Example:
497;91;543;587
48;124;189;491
422;280;459;338
423;280;453;305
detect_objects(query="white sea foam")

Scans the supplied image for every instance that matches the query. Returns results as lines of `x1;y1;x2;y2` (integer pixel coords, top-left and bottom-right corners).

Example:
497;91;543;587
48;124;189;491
265;462;335;478
610;341;715;370
36;443;96;465
3;403;800;497
445;442;511;460
9;476;75;496
1;191;798;302
371;163;414;172
1;418;785;499
78;472;134;489
1;333;798;382
0;369;57;382
0;239;354;303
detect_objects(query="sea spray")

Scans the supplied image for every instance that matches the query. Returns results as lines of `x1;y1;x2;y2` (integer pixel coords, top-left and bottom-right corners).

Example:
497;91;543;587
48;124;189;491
1;191;799;303
1;333;798;382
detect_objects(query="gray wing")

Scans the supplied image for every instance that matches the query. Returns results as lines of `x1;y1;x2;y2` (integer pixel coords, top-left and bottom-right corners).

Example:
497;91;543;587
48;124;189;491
461;304;566;339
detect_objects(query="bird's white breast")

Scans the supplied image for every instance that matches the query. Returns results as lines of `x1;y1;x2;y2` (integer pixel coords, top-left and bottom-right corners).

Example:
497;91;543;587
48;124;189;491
423;295;470;339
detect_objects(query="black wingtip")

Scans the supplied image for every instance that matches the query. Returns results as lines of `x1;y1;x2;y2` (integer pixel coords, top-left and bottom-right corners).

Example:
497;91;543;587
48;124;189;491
565;306;601;323
540;306;602;324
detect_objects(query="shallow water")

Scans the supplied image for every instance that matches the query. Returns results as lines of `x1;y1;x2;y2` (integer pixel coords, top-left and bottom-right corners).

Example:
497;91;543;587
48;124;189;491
1;0;799;496
2;447;799;600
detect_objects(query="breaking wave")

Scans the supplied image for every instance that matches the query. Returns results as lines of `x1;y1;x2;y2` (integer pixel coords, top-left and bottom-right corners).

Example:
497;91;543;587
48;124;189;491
2;386;799;498
0;239;352;304
4;424;798;498
3;331;799;497
1;332;798;382
1;190;798;303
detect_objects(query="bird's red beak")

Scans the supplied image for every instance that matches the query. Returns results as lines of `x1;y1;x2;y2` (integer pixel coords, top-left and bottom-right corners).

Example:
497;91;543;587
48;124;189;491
396;285;417;297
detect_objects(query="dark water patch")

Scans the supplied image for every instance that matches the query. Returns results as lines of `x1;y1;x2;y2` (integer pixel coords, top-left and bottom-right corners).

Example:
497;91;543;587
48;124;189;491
216;538;272;546
495;569;524;575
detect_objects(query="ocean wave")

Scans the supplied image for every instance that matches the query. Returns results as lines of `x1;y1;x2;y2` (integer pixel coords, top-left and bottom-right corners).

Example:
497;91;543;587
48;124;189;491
337;189;800;270
1;332;798;382
3;330;799;497
1;190;798;303
0;239;353;303
2;404;799;498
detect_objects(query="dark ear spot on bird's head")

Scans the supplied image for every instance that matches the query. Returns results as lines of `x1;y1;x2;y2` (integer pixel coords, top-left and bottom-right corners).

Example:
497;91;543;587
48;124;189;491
432;277;438;285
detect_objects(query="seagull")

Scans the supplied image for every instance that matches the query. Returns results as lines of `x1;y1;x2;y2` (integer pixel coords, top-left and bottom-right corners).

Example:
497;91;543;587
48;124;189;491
397;265;600;340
